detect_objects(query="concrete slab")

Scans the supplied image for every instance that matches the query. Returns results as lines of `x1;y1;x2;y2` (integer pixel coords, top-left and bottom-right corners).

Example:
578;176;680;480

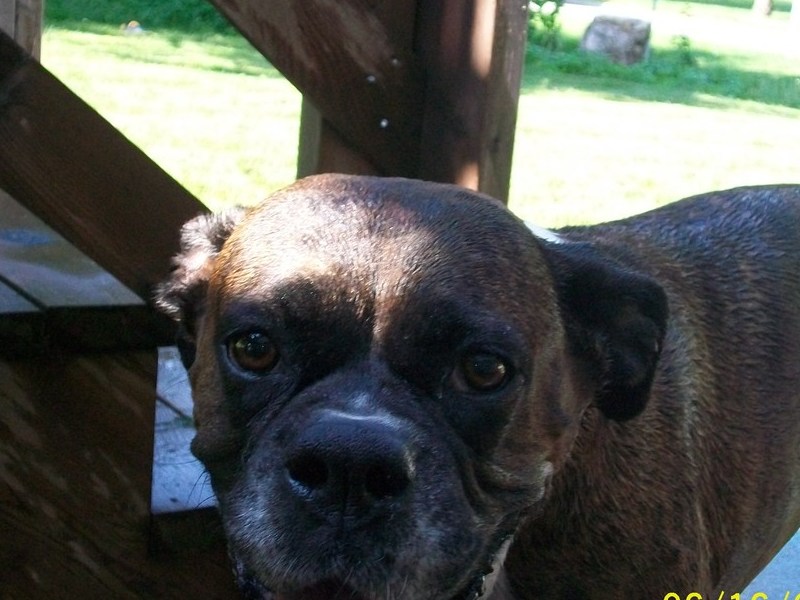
151;347;214;514
744;532;800;597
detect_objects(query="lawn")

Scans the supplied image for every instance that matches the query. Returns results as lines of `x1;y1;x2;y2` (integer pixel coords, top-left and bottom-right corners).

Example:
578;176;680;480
41;0;800;225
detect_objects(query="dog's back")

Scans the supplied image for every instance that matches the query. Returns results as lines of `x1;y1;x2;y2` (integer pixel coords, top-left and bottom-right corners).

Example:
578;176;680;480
512;186;800;596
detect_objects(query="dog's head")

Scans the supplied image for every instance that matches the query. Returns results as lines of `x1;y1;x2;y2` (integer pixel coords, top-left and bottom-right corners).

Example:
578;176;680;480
156;175;667;600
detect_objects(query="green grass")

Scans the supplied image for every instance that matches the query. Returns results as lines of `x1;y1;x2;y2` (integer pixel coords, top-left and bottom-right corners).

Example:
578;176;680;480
513;0;800;224
42;28;301;212
41;0;800;224
45;0;232;33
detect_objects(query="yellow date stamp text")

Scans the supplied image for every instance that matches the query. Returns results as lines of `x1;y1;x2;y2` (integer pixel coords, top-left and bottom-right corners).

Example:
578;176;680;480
664;593;800;600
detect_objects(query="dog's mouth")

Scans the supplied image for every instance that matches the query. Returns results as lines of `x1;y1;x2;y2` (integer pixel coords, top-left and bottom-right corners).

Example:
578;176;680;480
237;574;371;600
247;580;366;600
234;544;504;600
238;575;490;600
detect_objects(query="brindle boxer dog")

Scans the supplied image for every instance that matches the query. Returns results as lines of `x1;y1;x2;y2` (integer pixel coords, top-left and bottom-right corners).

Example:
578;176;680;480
156;175;800;600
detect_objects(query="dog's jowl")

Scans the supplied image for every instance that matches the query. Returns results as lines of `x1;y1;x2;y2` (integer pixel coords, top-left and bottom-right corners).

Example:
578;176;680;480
157;175;800;600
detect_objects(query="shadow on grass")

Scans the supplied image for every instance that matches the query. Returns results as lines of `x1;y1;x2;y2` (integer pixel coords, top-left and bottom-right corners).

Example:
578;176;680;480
46;0;232;34
47;19;286;79
523;39;800;110
45;0;297;79
666;0;792;13
48;0;799;107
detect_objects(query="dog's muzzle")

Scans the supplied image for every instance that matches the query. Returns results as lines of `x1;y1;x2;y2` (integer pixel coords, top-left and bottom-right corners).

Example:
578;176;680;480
227;409;518;600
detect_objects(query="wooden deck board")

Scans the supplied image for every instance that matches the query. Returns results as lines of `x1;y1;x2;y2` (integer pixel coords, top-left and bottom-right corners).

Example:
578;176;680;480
0;351;237;597
0;29;206;303
0;190;141;308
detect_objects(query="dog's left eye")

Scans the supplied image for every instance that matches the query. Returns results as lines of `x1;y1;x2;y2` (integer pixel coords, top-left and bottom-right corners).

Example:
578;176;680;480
227;331;279;373
452;353;511;393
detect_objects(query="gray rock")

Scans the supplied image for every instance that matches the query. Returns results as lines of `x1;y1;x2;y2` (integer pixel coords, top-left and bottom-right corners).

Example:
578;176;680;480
581;15;651;65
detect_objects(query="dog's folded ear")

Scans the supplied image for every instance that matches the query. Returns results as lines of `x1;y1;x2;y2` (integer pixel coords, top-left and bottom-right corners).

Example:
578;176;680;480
543;241;669;421
155;208;246;367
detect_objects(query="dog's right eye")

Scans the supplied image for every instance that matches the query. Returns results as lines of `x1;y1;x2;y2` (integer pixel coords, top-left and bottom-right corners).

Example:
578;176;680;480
451;352;511;393
227;331;279;373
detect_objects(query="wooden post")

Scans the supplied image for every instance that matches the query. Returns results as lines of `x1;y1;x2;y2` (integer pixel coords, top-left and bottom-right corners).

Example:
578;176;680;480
206;0;528;203
294;0;416;179
0;352;240;597
416;0;529;201
296;99;381;178
0;0;42;58
208;0;423;178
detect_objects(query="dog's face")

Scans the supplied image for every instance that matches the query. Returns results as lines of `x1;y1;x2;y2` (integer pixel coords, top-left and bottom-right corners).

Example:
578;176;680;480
157;175;667;600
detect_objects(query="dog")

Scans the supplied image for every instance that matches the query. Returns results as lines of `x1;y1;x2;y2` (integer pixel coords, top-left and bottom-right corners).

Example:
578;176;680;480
156;175;800;600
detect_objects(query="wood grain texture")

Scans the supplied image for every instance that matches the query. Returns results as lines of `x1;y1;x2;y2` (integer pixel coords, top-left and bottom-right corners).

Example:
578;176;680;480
0;278;39;313
0;189;143;309
207;0;527;202
297;98;381;178
0;353;238;598
416;0;529;201
0;0;42;58
209;0;423;178
0;30;207;304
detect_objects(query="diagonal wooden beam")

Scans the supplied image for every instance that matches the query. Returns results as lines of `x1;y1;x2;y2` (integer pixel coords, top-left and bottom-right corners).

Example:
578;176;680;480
207;0;527;203
0;30;207;303
207;0;424;178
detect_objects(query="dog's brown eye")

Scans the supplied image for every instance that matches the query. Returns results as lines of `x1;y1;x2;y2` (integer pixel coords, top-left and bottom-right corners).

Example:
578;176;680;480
453;353;510;393
228;331;278;373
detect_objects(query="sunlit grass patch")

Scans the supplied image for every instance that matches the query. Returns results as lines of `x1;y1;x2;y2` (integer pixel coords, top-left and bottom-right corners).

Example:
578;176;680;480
42;0;800;223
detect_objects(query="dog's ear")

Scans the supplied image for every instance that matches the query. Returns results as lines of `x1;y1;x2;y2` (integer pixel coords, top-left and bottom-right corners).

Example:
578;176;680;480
155;208;246;368
543;241;668;421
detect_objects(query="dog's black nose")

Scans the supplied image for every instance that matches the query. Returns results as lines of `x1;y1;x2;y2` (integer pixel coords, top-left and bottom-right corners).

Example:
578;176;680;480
284;412;414;517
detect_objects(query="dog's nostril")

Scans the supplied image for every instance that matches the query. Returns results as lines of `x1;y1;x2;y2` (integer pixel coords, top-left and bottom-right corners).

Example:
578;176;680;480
365;463;411;499
286;453;329;491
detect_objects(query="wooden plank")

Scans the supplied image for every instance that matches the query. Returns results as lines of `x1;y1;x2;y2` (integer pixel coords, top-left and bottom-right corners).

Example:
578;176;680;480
0;353;238;597
0;0;42;58
0;306;176;358
207;0;526;202
207;0;424;177
0;312;45;357
68;306;169;353
0;189;142;308
0;30;207;303
15;0;42;59
296;98;381;178
416;0;529;202
0;2;13;39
